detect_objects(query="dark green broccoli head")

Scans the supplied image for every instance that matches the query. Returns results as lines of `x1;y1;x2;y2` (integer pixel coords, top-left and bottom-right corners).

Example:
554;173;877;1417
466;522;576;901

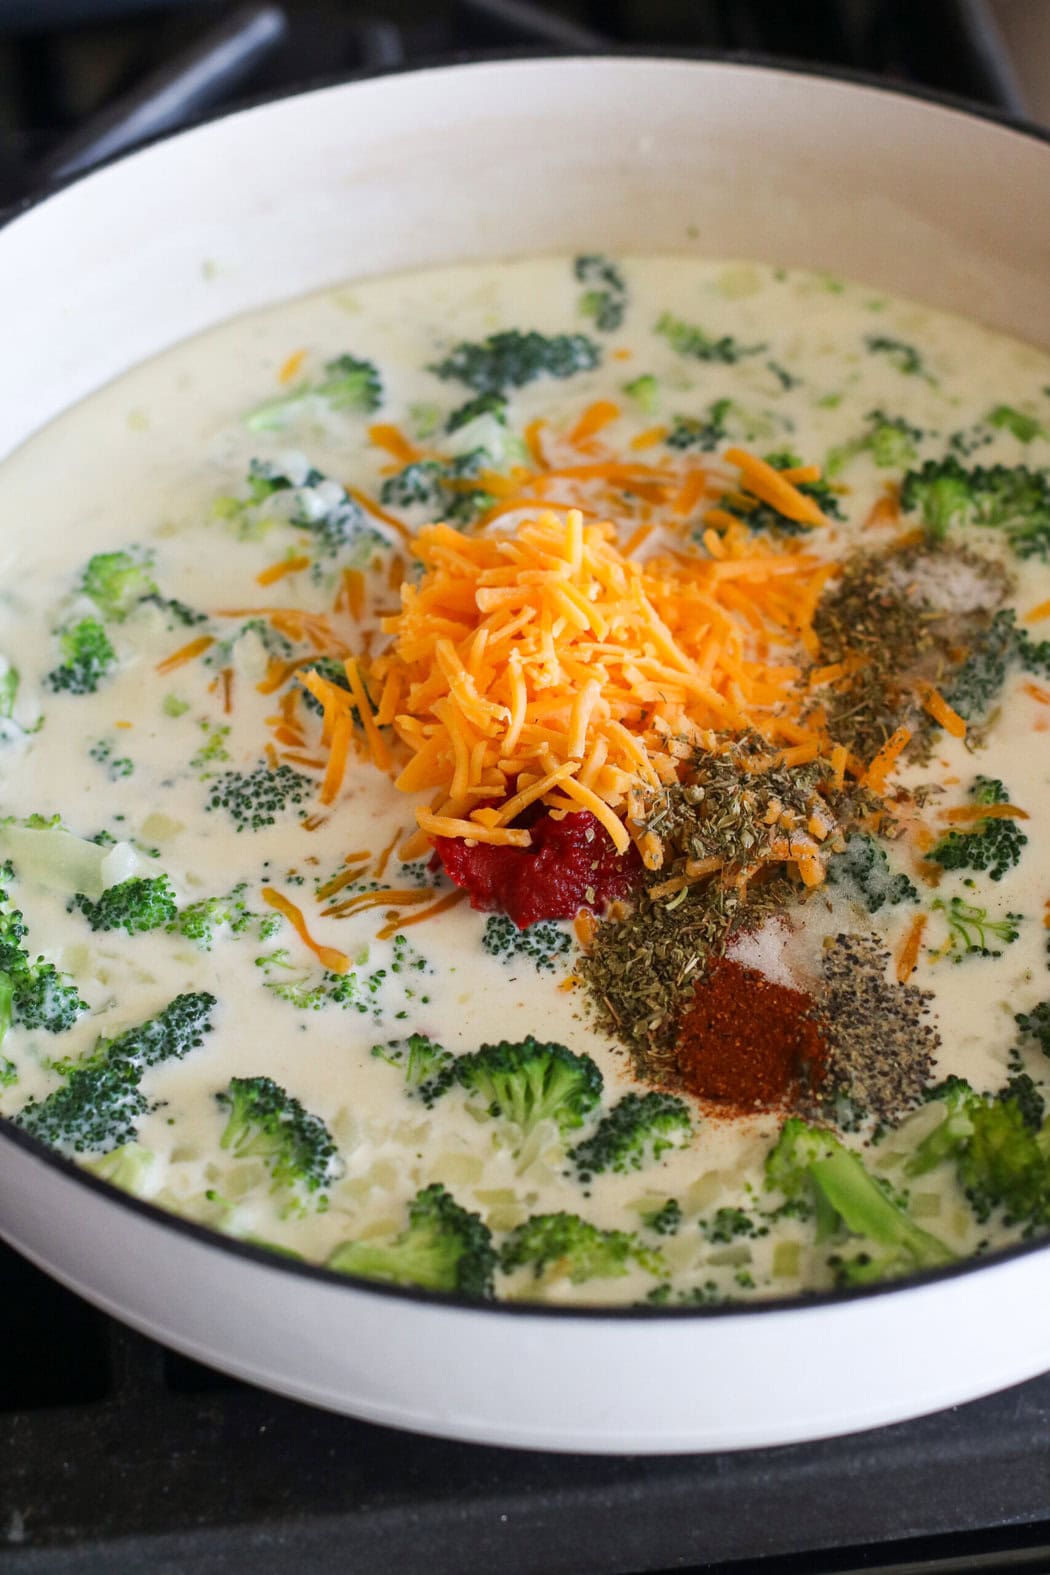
80;550;158;621
640;1198;682;1236
316;354;382;413
1015;1002;1050;1058
15;991;215;1154
446;1036;603;1138
46;618;117;695
429;329;601;395
206;763;312;832
569;1092;692;1179
929;777;1027;882
943;608;1018;723
72;875;178;935
901;456;1050;558
446;392;508;433
665;400;734;453
500;1211;666;1284
328;1183;496;1297
574;254;627;333
371;1033;453;1103
655;311;765;364
865;335;931;379
0;883;86;1045
216;1074;338;1205
701;1207;768;1243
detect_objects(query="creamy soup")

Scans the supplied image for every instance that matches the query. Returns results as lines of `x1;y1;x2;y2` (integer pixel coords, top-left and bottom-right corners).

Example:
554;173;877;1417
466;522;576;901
2;255;1049;1306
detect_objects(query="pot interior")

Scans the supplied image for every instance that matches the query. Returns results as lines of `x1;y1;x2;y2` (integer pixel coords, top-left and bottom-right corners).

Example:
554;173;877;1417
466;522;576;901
2;57;1048;462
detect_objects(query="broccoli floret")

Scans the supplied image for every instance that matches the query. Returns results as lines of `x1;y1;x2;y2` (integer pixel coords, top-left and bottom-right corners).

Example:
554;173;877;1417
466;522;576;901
905;1075;1050;1229
943;608;1018;722
16;991;215;1154
46;618;117;695
569;1092;692;1179
701;1207;768;1243
227;460;371;558
206;763;312;832
265;970;358;1010
446;392;507;433
931;895;1022;960
765;1117;953;1274
79;550;159;621
826;409;923;476
0;880;86;1046
314;353;382;412
245;354;382;430
1015;1002;1050;1058
901;456;1050;558
429;330;600;395
865;335;932;380
988;405;1046;443
170;882;279;950
1016;624;1050;680
371;1032;453;1102
654;311;764;364
665;399;734;453
380;459;447;510
641;1198;682;1236
380;452;493;526
826;832;919;911
441;1036;603;1138
140;593;207;629
72;875;178;935
480;914;571;972
215;1074;338;1208
10;963;86;1036
500;1211;666;1284
574;254;627;333
328;1182;496;1297
929;777;1027;882
622;373;659;415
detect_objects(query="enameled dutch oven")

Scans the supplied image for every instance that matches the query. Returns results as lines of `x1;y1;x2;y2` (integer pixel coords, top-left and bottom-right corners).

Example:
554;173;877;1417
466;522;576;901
2;56;1049;1453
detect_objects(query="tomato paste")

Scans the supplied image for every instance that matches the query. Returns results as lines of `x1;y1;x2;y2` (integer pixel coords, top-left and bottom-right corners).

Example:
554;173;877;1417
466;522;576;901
434;810;642;929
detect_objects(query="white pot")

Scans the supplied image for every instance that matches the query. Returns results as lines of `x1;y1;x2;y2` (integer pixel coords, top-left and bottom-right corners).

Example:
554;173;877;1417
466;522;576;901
1;57;1049;1454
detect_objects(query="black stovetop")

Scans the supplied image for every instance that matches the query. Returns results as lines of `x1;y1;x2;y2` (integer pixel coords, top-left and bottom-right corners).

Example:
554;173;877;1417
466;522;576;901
5;1237;1050;1574
1;2;1046;1570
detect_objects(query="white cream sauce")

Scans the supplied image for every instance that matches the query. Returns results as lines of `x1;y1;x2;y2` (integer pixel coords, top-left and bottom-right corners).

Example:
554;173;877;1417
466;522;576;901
1;255;1049;1304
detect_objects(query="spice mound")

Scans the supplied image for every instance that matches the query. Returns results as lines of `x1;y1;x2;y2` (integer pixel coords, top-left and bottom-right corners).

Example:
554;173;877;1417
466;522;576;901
675;957;826;1113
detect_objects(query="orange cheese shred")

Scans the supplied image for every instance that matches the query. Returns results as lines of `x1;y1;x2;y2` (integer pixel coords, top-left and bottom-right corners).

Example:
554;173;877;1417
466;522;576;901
261;887;351;974
920;686;967;739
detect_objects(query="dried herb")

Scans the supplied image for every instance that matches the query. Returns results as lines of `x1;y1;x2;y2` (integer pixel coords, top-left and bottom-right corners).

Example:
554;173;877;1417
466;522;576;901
811;542;1010;762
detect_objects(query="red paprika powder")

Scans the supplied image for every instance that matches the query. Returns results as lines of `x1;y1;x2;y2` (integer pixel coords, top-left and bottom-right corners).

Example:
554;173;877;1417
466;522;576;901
675;956;826;1114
